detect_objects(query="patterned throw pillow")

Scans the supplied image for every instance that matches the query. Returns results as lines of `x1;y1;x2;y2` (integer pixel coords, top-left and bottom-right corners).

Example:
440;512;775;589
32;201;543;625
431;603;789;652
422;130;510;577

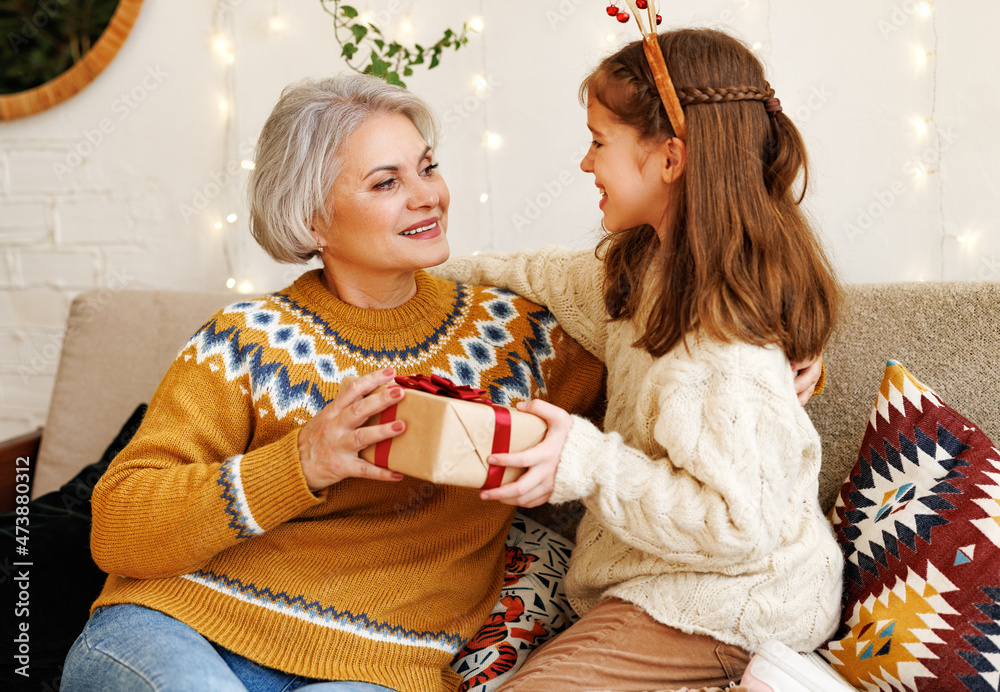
453;512;577;691
821;361;1000;691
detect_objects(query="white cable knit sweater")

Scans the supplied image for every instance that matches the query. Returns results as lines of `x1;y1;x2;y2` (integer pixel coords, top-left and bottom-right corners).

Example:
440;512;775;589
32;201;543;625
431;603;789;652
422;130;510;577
434;246;843;653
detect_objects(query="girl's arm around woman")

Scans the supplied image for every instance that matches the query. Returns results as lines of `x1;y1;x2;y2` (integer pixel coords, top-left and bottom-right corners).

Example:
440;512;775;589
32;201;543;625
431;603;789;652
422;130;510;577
435;245;609;360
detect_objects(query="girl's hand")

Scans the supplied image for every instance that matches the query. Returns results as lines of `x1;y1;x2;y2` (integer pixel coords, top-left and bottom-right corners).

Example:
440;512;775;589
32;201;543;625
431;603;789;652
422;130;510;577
790;354;824;406
297;368;407;492
480;400;573;508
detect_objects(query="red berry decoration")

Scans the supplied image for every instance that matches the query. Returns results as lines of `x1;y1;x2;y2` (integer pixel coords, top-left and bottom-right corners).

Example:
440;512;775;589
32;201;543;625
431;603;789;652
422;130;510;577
636;0;648;8
606;4;618;16
656;14;663;24
617;11;630;22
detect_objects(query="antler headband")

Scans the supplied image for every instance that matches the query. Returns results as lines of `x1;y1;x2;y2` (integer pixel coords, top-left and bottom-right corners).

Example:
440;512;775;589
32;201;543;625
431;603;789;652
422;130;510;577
607;0;686;140
605;2;785;140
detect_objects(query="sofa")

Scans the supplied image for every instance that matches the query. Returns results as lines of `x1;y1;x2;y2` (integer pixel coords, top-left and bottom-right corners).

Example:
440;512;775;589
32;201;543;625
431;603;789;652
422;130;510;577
2;280;999;691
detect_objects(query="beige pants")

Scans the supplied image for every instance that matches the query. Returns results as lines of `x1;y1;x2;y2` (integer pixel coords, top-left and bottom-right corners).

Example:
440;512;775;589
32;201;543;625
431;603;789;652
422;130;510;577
497;598;751;692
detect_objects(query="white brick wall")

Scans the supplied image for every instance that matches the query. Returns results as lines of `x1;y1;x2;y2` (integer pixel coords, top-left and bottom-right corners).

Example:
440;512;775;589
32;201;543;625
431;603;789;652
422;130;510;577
0;135;165;440
6;144;91;195
57;195;136;245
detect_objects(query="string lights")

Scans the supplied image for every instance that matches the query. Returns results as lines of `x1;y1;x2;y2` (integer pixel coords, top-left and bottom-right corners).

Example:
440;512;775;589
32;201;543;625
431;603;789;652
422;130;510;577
211;0;247;292
906;1;966;261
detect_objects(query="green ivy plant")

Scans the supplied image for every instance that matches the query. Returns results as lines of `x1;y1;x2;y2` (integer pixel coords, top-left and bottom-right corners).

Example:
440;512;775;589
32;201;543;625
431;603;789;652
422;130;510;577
320;0;472;87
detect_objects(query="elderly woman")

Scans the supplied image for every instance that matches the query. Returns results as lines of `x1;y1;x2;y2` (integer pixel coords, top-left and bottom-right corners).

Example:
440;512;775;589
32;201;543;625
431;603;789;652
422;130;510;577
60;74;605;692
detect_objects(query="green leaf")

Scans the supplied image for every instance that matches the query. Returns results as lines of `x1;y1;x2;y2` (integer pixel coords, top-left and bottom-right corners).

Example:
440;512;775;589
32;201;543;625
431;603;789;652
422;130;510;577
387;42;401;58
410;53;425;65
429;52;440;69
340;4;358;19
368;23;382;35
351;23;367;43
342;42;359;59
374;38;385;50
403;66;413;77
386;71;404;87
369;51;390;76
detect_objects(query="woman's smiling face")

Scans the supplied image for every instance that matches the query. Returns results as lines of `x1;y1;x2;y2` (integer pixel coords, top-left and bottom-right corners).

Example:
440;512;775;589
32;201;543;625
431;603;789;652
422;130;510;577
316;111;451;280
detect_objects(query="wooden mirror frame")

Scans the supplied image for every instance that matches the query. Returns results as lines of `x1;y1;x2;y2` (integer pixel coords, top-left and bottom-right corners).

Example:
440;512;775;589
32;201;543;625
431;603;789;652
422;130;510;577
0;0;144;121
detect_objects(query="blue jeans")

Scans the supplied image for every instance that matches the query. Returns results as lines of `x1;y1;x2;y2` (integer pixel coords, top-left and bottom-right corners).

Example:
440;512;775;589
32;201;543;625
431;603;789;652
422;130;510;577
62;604;398;692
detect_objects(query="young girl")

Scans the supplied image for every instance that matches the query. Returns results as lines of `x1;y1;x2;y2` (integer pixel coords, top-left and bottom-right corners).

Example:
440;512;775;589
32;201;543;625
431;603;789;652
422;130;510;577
435;28;843;691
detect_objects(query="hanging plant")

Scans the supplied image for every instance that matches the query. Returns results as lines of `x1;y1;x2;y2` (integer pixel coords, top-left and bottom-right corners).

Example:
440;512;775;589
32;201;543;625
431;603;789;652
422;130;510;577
320;1;472;87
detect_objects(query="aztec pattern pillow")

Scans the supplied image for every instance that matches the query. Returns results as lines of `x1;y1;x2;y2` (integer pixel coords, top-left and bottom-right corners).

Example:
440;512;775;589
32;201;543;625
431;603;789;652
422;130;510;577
821;361;1000;691
453;512;577;691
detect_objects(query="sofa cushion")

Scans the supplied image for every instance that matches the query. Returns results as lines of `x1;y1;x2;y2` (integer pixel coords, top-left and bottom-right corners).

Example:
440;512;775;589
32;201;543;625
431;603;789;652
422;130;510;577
0;403;146;689
806;282;1000;514
453;513;576;691
33;289;233;499
820;361;1000;690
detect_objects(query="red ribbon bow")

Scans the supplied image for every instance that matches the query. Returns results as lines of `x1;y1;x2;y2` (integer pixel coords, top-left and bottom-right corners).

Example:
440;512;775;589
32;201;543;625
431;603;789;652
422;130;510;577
373;374;512;490
393;374;490;402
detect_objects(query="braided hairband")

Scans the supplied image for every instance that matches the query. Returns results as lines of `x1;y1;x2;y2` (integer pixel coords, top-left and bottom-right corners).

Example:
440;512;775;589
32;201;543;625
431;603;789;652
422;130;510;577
677;84;782;115
606;1;782;140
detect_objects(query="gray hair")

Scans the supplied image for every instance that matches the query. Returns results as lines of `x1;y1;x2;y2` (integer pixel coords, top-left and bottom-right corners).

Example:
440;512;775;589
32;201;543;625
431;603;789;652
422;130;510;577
248;74;440;264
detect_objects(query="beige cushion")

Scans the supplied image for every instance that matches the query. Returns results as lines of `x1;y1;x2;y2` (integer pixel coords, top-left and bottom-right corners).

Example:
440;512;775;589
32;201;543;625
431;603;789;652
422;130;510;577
808;281;1000;512
32;290;234;498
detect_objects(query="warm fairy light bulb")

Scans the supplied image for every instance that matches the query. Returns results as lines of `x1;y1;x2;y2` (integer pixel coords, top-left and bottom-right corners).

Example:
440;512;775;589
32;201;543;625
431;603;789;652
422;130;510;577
918;2;933;16
219;99;231;112
238;280;254;294
480;193;489;203
213;36;229;54
914;46;928;69
473;74;489;96
226;213;237;223
469;16;485;33
214;221;224;230
484;132;502;149
911;118;929;135
241;160;255;170
912;165;927;180
607;34;616;42
226;277;237;289
400;18;413;32
269;13;285;33
752;42;762;51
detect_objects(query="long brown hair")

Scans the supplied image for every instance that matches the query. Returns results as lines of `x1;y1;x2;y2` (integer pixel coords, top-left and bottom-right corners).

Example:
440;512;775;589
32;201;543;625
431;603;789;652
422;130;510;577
582;29;840;362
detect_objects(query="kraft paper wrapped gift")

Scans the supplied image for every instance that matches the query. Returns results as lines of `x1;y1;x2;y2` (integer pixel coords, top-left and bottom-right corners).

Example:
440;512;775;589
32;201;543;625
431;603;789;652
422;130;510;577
351;375;548;489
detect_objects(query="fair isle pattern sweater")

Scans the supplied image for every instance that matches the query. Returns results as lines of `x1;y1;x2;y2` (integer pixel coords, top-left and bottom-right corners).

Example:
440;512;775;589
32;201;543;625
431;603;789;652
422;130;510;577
434;247;844;654
90;269;604;692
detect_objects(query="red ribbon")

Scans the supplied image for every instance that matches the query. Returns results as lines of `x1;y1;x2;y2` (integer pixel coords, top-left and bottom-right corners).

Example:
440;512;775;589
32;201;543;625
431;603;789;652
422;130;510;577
373;374;511;490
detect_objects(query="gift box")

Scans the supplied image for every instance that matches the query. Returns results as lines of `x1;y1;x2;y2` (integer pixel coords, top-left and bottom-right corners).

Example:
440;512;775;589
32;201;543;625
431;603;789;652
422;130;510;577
350;375;547;489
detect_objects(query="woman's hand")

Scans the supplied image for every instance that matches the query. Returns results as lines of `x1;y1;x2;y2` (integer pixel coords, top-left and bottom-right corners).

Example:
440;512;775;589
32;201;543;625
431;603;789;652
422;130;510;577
297;368;408;492
480;400;573;508
790;354;824;406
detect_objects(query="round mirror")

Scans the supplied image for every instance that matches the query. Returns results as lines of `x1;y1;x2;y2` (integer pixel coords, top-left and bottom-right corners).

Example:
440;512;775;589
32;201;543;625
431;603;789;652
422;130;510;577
0;0;143;120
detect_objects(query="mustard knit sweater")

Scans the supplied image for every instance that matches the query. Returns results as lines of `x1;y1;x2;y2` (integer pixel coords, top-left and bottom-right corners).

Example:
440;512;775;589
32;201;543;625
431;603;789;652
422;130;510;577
434;247;844;654
89;269;604;692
